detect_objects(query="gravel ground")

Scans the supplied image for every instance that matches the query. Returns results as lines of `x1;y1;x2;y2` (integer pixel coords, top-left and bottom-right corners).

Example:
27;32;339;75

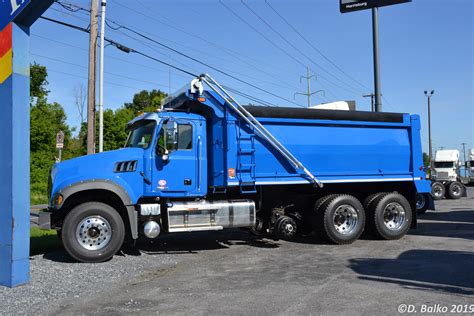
0;245;184;315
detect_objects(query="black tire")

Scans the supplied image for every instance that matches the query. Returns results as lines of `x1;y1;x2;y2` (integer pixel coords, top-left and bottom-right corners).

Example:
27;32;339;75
62;202;125;263
447;181;464;200
363;192;390;212
314;194;366;244
363;192;390;233
370;193;412;240
310;194;338;229
416;193;430;215
431;182;445;200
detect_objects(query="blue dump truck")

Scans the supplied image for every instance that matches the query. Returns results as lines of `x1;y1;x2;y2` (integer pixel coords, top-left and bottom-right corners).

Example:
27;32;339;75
40;75;433;263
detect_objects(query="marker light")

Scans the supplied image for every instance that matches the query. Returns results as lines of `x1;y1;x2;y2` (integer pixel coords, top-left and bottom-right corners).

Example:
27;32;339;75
197;96;206;103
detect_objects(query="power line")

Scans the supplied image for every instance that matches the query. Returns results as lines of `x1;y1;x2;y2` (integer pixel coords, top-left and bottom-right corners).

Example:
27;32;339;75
105;19;301;93
219;0;307;70
98;19;305;107
264;0;371;93
31;52;178;90
219;0;364;99
112;0;302;78
240;0;365;96
31;32;185;79
39;16;301;109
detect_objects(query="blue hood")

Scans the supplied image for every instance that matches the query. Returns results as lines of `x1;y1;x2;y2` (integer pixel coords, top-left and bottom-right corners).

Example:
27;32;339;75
50;147;146;204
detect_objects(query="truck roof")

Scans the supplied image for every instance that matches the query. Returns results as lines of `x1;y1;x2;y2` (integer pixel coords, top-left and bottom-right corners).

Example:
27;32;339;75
162;89;408;124
434;149;460;162
244;105;404;123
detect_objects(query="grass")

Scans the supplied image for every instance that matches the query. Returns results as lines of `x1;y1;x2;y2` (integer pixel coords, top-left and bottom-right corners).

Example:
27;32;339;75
30;227;62;256
30;192;48;205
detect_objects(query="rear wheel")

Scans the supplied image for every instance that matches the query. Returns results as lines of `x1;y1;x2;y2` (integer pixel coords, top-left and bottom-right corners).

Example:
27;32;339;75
370;193;412;240
447;181;464;199
431;182;445;200
62;202;125;263
314;195;365;244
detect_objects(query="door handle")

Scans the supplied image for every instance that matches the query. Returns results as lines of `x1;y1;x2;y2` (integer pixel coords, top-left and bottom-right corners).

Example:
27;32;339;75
184;179;192;185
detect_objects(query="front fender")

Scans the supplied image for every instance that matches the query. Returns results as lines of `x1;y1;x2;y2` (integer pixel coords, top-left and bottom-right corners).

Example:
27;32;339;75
55;179;139;239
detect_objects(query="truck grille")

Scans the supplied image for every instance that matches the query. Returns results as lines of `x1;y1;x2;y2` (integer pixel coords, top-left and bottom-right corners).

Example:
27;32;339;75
437;172;449;178
114;160;138;173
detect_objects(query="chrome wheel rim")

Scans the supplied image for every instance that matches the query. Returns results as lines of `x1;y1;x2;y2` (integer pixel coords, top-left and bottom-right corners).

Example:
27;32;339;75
383;202;406;231
416;194;426;210
76;216;112;251
333;204;359;235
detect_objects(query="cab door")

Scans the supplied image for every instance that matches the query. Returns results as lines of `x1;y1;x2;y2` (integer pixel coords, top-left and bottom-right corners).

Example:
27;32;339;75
152;119;205;197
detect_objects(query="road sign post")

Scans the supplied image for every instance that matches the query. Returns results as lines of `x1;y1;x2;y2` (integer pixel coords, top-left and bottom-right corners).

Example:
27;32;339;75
340;0;411;112
56;131;65;162
0;0;54;288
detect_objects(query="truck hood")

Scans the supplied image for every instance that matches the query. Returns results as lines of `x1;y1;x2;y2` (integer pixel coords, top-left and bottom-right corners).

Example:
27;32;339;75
51;148;145;199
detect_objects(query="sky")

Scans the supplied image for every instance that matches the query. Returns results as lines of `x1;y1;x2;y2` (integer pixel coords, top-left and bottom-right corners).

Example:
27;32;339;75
30;0;473;156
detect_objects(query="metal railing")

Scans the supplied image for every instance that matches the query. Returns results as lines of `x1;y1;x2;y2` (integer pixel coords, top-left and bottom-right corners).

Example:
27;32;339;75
198;74;323;188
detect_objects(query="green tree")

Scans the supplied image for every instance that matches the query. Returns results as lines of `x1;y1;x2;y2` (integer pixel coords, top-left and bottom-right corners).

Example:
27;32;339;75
423;152;430;167
30;64;72;204
124;89;166;114
30;62;49;102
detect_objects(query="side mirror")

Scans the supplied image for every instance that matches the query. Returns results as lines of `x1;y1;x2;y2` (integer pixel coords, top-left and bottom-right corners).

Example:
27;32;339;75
165;121;178;152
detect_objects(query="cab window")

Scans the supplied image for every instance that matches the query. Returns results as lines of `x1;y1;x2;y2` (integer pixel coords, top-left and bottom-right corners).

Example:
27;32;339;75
177;124;192;150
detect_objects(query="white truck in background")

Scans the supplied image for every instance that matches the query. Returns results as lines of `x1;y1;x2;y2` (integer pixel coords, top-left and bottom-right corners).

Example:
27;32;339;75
467;149;474;184
430;149;466;200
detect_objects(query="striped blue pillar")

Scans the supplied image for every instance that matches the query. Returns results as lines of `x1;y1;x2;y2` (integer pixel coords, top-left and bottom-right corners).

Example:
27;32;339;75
0;22;31;288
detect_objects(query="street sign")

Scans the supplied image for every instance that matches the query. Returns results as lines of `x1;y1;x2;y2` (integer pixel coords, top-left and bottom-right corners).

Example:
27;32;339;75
340;0;411;13
56;131;64;149
0;0;32;32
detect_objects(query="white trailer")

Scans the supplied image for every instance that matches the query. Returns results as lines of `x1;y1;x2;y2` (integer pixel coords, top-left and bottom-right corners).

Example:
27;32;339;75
430;149;466;200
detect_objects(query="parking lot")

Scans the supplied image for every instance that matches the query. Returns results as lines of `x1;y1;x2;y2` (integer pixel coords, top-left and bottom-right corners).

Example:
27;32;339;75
1;187;473;315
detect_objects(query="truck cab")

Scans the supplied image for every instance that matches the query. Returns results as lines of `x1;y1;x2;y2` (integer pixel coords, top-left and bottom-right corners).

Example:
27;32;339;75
430;149;466;200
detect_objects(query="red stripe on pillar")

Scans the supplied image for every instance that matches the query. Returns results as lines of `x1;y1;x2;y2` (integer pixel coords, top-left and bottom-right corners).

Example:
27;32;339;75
0;24;12;57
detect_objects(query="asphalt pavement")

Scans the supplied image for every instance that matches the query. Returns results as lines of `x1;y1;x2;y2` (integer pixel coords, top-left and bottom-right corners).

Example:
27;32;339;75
3;188;473;315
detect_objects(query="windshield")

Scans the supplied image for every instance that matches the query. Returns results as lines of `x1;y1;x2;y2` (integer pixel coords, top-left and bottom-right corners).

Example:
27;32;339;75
433;161;454;168
125;120;156;149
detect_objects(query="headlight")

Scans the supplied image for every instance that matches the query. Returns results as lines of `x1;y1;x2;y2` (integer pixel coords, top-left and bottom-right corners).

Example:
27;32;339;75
52;193;64;209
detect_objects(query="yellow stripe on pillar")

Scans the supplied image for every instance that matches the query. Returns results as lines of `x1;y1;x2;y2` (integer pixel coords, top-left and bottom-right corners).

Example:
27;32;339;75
0;49;13;84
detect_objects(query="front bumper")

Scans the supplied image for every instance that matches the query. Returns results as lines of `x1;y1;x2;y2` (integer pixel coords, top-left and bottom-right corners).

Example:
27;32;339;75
38;210;52;230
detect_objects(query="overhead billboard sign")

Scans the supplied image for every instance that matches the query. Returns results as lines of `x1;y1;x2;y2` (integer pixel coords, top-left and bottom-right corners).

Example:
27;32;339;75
340;0;411;13
0;0;32;31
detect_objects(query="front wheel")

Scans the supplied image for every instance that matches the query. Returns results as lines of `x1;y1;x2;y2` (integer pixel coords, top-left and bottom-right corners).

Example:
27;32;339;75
62;202;125;263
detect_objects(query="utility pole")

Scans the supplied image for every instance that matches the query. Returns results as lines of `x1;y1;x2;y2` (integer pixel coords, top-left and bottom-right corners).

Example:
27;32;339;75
98;0;107;153
462;142;467;177
372;7;382;112
363;93;375;112
295;66;324;107
87;0;99;155
424;90;434;168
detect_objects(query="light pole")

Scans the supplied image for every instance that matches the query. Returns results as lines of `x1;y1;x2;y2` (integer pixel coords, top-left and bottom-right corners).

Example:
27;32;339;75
98;0;107;152
424;90;435;170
